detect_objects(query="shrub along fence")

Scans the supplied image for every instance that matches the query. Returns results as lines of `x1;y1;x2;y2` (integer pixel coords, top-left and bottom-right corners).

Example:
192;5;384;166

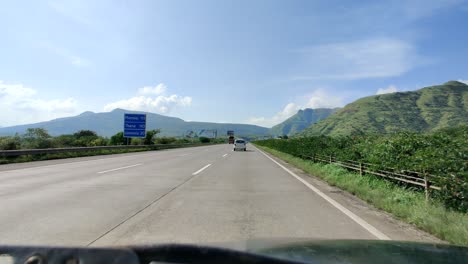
297;152;441;201
254;126;467;212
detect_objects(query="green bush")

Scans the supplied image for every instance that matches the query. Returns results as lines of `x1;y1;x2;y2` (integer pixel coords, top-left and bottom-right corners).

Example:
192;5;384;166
199;137;211;143
21;128;53;149
110;132;125;145
255;125;468;212
144;129;161;145
0;136;21;150
155;137;177;144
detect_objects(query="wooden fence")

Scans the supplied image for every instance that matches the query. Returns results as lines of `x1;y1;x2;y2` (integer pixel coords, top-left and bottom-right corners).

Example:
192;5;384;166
297;153;442;201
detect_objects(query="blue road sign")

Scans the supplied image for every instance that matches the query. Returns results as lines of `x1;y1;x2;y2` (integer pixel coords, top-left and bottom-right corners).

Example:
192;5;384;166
124;113;146;138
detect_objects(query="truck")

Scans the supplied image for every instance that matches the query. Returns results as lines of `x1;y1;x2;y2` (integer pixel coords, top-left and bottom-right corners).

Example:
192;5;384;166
227;130;235;144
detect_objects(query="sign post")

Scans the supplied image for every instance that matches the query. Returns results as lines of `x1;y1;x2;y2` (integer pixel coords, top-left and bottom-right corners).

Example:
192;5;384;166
124;113;147;139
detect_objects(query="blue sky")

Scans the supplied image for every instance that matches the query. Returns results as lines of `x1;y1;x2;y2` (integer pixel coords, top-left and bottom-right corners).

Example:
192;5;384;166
0;0;467;127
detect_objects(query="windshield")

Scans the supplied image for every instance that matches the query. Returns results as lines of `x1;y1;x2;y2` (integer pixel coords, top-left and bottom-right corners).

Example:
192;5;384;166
0;0;467;256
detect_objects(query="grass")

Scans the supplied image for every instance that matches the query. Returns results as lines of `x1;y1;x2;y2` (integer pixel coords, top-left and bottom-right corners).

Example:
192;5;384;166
255;145;468;246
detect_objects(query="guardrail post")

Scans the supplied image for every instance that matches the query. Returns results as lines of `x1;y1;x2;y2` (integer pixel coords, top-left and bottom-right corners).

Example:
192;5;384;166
359;162;363;176
312;154;315;163
424;172;431;202
329;154;332;164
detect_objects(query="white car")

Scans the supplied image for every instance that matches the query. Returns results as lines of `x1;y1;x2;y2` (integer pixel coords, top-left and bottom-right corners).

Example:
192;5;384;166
233;139;247;151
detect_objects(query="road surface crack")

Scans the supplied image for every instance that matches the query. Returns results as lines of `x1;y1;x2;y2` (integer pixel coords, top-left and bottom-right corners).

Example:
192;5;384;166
86;169;207;246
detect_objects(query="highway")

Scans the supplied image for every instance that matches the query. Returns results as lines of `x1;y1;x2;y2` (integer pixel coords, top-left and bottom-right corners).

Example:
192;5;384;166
0;144;440;247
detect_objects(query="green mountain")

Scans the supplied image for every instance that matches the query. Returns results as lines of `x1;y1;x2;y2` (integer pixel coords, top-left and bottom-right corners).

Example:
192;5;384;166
300;81;468;137
0;108;269;137
270;108;339;136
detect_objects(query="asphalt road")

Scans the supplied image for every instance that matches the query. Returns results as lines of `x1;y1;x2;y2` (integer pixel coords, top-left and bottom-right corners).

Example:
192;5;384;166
0;144;440;247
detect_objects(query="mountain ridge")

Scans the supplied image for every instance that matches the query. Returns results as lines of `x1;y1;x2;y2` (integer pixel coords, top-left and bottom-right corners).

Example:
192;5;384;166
270;108;339;136
0;108;269;137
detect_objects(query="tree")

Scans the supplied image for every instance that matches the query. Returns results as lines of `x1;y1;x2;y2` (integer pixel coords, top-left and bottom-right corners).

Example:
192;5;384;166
24;128;51;140
144;129;161;145
73;130;99;146
52;134;76;147
199;137;211;143
22;128;52;149
0;135;21;150
110;132;125;145
73;130;98;138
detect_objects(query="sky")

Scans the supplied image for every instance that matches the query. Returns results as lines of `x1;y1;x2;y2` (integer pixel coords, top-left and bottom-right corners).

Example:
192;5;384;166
0;0;467;128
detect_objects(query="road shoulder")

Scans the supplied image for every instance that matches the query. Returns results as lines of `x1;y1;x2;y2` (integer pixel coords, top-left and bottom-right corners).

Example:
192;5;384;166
253;145;444;244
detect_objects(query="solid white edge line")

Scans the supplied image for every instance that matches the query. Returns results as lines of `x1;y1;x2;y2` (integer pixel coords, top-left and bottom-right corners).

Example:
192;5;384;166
192;164;212;175
97;164;143;174
222;154;228;157
255;147;391;241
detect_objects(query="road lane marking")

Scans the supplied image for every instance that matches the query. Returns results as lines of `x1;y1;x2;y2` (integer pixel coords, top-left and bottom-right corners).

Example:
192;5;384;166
256;147;391;241
97;164;143;174
88;163;207;246
178;153;191;157
0;146;211;173
222;154;228;157
192;164;212;175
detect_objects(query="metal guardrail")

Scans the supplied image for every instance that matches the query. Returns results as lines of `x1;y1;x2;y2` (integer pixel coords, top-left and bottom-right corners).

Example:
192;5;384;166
0;143;208;157
296;153;442;201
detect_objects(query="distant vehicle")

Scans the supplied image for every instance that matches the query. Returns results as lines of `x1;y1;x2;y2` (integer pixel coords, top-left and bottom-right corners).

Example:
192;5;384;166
233;139;246;151
228;135;235;144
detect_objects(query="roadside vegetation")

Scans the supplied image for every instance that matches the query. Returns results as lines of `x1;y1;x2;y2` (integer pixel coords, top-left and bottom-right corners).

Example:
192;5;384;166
256;145;468;246
255;125;467;212
0;128;226;164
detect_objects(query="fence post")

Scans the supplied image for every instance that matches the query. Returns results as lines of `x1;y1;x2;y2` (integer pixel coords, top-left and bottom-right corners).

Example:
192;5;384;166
424;172;430;202
329;154;332;164
359;162;363;176
312;153;315;163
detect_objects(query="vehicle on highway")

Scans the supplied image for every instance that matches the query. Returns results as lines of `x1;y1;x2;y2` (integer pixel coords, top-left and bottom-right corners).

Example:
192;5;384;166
233;139;247;151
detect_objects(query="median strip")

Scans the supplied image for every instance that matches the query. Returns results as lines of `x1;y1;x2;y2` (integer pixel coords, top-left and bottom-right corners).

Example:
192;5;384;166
97;164;143;174
192;164;212;175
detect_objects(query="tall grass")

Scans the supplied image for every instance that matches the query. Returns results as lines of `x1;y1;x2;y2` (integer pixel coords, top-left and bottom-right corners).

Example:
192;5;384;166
256;145;468;246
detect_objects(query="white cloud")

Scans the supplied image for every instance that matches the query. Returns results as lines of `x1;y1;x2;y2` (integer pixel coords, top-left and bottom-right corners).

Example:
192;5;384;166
54;48;92;68
292;38;423;80
247;89;343;128
0;81;80;126
138;84;167;95
70;56;92;67
247;103;300;128
376;85;399;95
305;89;344;108
458;79;468;85
103;83;192;114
